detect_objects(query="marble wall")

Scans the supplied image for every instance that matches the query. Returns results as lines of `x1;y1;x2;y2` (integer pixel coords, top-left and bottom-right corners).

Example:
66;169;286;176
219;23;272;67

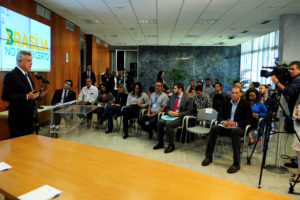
138;46;241;92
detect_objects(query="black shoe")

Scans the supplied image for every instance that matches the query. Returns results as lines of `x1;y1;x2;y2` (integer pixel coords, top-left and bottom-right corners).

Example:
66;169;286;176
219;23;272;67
164;144;175;153
227;164;240;173
284;162;298;168
123;132;128;139
202;157;212;166
153;142;164;150
105;130;112;134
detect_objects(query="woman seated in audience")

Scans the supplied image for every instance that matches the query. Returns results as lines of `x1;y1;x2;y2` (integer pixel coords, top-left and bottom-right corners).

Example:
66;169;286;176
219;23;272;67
119;82;149;139
186;79;196;97
97;84;128;133
245;88;267;145
95;83;113;127
291;96;300;182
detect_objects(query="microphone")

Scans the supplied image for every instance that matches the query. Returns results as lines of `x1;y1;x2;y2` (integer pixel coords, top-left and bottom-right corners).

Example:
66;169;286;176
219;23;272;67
34;72;50;84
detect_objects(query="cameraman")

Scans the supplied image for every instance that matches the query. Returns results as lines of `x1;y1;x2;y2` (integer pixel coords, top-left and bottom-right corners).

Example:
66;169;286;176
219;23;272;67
271;61;300;115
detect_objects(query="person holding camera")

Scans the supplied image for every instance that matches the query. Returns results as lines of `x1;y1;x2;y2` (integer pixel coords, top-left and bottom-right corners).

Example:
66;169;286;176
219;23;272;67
271;61;300;115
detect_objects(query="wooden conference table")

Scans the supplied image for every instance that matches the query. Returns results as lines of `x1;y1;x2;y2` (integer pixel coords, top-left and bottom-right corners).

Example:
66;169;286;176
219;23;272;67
0;135;294;200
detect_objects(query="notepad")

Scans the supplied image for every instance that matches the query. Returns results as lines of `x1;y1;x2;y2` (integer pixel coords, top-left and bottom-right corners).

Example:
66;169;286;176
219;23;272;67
161;115;178;121
0;162;11;171
205;108;213;114
18;185;61;200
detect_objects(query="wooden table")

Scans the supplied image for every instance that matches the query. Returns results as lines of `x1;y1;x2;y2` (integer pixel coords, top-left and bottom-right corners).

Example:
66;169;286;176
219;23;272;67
0;135;294;200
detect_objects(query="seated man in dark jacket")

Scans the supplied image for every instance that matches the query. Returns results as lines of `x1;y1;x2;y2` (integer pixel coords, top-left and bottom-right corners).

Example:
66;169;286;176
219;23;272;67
51;80;76;125
202;86;252;173
153;83;194;153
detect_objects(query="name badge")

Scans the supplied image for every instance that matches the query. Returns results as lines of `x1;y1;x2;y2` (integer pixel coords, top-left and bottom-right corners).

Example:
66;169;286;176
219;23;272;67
153;103;157;108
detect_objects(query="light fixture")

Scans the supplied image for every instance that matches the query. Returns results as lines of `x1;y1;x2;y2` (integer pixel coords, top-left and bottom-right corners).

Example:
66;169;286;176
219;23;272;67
138;19;157;24
197;19;217;24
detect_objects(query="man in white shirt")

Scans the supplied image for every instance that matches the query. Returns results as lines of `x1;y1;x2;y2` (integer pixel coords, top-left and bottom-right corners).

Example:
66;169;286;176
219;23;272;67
78;77;98;126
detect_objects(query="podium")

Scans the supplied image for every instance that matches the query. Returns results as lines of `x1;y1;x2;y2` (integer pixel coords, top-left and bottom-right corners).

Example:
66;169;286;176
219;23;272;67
50;101;97;138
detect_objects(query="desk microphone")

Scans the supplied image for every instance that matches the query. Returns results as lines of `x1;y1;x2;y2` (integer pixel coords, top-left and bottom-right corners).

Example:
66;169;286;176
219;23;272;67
34;72;50;84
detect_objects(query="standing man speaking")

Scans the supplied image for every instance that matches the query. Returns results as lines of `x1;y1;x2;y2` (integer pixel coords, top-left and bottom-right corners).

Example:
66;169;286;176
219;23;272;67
2;50;46;138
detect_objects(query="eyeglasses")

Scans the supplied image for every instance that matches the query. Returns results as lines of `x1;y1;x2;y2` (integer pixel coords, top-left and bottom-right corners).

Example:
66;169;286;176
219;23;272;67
155;84;162;87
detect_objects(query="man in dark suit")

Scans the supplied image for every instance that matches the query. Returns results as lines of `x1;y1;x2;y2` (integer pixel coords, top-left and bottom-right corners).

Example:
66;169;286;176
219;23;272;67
51;80;76;105
202;86;252;173
51;80;77;126
153;83;194;153
2;50;45;138
81;65;96;87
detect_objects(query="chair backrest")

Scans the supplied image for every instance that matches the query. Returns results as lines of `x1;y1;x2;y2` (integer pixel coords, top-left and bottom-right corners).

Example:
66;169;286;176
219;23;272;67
196;108;218;122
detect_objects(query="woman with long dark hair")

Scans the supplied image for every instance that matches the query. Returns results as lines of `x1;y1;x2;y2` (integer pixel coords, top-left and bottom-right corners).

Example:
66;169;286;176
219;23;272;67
95;83;113;127
156;71;165;83
245;88;267;144
119;82;149;139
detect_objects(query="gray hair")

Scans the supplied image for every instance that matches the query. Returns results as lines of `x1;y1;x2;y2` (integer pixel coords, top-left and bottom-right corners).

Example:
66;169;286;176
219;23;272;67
16;50;31;63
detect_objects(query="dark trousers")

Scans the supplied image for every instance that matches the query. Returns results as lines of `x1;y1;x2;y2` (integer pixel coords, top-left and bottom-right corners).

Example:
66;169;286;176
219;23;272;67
157;118;182;145
96;107;105;121
9;120;34;138
99;105;121;131
120;105;141;134
205;125;244;165
137;114;158;135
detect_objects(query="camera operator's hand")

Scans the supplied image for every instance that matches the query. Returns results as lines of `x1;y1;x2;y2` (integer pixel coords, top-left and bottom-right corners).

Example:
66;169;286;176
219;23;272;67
271;75;284;91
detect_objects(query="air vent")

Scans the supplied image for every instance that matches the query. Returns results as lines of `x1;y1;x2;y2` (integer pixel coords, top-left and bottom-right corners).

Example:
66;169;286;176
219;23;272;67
65;20;75;32
241;30;249;33
96;38;101;44
36;4;51;20
185;35;199;38
81;19;101;24
228;35;241;39
261;20;271;24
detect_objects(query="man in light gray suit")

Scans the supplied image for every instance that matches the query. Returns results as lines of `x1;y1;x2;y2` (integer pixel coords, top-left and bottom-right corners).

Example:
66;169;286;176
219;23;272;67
153;83;194;153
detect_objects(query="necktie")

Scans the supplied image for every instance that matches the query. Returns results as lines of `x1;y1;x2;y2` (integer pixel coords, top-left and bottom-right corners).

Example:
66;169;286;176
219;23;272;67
62;90;67;103
172;97;179;112
25;73;33;90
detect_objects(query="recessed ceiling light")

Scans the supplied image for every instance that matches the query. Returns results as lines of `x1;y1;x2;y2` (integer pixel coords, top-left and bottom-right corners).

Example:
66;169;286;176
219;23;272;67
138;19;157;24
197;19;217;24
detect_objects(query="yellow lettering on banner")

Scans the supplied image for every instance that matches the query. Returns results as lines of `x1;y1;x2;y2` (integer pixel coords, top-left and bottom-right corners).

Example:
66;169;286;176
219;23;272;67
30;36;35;49
44;40;49;52
13;31;21;47
22;34;29;49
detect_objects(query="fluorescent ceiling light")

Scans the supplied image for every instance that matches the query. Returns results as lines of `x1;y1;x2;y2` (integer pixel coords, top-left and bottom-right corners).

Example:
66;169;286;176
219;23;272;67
139;19;157;24
197;19;217;24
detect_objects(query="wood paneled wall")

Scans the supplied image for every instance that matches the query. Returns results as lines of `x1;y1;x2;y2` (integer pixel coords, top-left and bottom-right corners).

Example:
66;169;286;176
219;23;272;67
86;35;111;86
0;0;110;139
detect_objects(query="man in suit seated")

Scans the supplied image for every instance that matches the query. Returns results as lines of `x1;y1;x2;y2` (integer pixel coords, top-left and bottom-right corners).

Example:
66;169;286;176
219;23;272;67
202;86;252;173
51;80;76;126
153;83;193;153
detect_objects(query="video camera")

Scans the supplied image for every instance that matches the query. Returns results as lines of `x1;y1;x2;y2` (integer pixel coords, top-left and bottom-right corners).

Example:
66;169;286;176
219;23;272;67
260;64;292;85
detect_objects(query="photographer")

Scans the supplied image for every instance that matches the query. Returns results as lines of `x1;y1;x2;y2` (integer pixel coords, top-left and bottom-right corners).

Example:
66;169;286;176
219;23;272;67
271;61;300;115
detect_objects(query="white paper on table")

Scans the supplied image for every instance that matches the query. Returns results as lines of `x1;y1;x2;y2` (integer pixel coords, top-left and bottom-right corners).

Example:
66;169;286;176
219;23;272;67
205;108;213;114
18;185;61;200
0;162;11;171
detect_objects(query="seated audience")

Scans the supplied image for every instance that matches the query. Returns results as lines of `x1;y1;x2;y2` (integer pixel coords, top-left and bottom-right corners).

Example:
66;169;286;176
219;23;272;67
197;80;203;86
138;81;168;139
209;82;226;100
202;86;252;173
193;85;212;111
119;82;149;139
97;84;128;133
204;78;214;94
95;83;113;127
212;93;225;113
259;84;269;103
186;79;196;97
148;85;155;99
51;80;76;125
245;88;267;144
78;77;98;127
153;83;193;153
